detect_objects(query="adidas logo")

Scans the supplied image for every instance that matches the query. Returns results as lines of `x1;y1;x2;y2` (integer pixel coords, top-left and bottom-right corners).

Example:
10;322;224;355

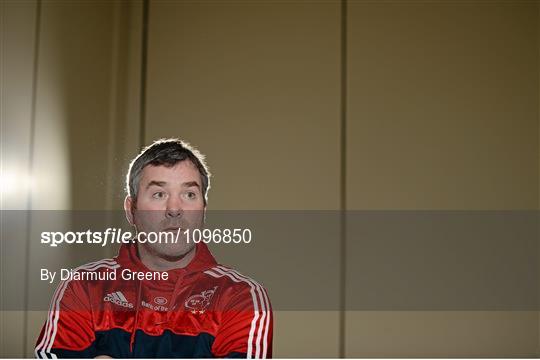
104;291;134;308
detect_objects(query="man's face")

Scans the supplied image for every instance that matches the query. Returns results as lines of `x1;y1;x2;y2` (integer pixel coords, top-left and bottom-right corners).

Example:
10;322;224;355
125;160;205;260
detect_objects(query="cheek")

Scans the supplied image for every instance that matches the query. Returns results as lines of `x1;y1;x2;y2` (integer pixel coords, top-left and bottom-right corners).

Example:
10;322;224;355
135;211;163;223
184;199;205;211
133;201;166;228
184;209;205;223
134;197;164;211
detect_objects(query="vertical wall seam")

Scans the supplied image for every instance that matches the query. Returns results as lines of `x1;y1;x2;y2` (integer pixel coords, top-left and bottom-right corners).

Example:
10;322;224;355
104;0;124;259
537;1;540;356
0;1;5;355
23;0;42;356
139;0;149;148
339;0;348;358
105;0;122;213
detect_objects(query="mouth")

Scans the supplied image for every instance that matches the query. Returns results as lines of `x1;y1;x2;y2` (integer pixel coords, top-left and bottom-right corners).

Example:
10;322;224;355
163;226;182;232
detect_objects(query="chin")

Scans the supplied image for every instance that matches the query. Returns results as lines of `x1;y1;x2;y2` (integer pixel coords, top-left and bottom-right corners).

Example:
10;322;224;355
156;243;195;260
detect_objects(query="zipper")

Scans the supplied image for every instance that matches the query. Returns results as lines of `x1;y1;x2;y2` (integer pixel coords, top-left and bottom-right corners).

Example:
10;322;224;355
129;279;143;354
165;271;187;324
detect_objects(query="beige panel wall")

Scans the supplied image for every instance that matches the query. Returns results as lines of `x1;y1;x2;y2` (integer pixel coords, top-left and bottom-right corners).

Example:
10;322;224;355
26;1;142;355
1;0;141;356
31;0;137;212
146;0;341;356
1;1;38;356
347;0;538;211
347;1;539;357
145;0;341;212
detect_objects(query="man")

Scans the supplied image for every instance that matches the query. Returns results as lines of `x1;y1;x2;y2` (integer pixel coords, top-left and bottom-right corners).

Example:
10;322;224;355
35;139;273;358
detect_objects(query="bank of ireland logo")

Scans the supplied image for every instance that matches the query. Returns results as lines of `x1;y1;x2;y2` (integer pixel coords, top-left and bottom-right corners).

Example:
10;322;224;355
184;286;218;314
154;296;167;306
141;296;169;311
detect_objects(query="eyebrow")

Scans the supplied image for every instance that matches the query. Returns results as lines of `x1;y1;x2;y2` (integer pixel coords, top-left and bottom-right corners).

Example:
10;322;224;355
146;181;166;189
181;181;201;189
146;180;200;189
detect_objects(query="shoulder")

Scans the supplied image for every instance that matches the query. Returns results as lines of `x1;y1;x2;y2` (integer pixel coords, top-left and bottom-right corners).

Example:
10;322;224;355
48;258;119;308
203;265;270;298
58;258;119;289
73;258;119;272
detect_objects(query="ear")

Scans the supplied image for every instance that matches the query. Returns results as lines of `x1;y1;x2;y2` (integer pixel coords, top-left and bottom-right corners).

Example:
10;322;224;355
124;195;135;226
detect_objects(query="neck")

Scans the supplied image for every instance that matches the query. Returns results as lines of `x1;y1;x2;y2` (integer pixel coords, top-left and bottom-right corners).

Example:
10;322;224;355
137;244;197;272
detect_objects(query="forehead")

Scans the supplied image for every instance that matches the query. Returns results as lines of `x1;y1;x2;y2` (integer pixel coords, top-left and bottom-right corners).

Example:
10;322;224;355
139;160;202;186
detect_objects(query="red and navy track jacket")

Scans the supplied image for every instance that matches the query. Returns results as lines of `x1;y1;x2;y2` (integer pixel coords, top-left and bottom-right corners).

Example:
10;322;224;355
35;243;273;358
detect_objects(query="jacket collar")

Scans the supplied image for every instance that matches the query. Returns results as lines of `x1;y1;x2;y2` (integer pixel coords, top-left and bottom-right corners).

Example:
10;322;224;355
116;242;217;282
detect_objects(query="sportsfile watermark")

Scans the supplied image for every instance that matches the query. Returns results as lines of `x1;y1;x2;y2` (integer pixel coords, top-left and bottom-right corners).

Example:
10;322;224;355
2;210;540;311
40;228;253;247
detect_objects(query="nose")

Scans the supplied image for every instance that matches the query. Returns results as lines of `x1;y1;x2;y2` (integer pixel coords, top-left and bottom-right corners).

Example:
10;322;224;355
165;197;183;218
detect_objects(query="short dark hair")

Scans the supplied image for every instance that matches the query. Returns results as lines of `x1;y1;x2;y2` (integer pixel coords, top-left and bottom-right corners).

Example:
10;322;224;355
126;139;211;205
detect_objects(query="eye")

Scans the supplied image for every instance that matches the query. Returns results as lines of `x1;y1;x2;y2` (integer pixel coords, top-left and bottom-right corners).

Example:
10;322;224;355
184;191;197;200
152;191;166;200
